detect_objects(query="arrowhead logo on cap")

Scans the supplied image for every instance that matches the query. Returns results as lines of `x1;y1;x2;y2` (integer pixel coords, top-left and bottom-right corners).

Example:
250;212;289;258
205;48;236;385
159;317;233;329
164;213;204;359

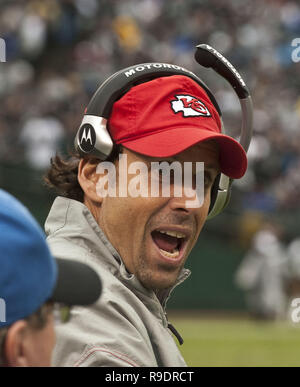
170;95;211;117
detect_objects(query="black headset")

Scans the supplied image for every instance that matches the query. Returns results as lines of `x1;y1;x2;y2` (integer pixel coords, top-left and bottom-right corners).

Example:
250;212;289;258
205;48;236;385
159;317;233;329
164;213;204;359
74;44;253;219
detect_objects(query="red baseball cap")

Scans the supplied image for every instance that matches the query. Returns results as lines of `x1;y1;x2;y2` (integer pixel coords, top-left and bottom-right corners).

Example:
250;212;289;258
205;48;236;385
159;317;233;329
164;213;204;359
109;75;247;179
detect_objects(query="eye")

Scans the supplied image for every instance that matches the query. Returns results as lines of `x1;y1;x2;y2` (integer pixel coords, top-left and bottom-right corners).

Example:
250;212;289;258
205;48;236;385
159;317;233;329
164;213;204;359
157;163;177;183
204;171;214;189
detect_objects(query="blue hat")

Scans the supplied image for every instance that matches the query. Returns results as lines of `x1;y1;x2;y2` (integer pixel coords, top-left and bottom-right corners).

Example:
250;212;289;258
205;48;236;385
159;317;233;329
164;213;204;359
0;190;102;327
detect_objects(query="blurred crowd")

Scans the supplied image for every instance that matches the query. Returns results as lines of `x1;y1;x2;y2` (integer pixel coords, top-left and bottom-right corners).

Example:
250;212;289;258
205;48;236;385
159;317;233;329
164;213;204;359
0;0;299;240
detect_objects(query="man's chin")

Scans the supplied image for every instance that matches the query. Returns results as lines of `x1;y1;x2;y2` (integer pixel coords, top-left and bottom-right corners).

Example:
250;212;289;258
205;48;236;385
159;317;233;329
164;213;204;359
137;268;181;291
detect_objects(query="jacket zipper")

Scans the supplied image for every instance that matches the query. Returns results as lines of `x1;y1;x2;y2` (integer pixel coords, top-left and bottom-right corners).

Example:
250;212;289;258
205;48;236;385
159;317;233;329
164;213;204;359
165;312;184;345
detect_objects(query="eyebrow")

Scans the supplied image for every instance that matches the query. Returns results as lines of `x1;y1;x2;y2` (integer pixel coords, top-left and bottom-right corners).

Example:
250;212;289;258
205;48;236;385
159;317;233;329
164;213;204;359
204;163;220;174
171;156;220;171
144;157;220;174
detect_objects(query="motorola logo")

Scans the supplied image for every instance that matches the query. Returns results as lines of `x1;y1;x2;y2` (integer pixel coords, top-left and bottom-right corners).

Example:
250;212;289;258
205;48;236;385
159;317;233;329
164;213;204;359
79;124;96;153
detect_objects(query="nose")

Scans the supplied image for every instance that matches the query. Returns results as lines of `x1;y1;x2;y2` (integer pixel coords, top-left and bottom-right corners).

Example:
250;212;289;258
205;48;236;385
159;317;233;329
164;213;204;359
167;185;209;215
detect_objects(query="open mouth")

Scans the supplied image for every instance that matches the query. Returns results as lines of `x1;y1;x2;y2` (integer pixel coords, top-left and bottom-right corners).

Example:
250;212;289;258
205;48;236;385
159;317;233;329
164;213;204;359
151;229;188;260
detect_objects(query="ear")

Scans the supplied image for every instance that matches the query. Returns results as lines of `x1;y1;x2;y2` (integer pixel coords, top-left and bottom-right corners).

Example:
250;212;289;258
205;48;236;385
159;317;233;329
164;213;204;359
78;158;103;204
4;320;29;367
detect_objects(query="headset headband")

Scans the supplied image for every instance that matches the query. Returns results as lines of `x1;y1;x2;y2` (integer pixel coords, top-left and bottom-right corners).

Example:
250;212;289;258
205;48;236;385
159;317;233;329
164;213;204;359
85;62;222;118
195;44;253;152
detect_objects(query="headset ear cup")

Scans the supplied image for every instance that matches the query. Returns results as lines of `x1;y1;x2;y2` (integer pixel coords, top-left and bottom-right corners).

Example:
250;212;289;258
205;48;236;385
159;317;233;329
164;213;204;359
207;174;231;220
223;186;231;209
75;116;113;160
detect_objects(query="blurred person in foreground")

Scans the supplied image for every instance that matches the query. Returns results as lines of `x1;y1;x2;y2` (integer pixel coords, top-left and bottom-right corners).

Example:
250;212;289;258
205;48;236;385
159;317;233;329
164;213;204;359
44;73;248;366
0;189;102;367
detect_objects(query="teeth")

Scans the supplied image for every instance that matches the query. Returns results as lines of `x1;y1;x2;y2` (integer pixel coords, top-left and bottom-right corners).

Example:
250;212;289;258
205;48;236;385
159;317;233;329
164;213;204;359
159;248;180;259
158;230;185;239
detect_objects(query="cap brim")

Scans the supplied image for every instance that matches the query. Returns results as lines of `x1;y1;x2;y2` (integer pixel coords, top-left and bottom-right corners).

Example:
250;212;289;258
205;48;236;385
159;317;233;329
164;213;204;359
51;258;102;306
121;127;247;179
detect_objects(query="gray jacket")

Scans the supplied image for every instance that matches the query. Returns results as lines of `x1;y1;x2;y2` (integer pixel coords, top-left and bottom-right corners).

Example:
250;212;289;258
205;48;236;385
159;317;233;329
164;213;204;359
45;197;190;367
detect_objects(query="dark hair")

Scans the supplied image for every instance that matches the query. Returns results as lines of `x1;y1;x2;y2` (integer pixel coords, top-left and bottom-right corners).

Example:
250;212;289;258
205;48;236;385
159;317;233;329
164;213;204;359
0;302;53;367
44;146;123;201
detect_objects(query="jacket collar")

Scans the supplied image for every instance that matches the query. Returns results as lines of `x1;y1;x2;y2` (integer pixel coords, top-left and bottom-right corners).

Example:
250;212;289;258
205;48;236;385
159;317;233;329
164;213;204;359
45;196;191;308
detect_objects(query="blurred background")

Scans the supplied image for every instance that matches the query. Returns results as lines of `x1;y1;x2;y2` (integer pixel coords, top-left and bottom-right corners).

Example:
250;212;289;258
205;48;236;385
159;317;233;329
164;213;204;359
1;0;300;366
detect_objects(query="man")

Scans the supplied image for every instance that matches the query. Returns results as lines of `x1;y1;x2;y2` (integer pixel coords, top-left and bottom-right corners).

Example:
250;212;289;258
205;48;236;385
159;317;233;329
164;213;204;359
235;222;288;320
45;74;247;366
0;189;102;367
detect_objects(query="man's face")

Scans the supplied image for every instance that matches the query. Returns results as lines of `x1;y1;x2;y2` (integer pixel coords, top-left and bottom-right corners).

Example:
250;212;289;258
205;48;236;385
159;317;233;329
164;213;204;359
97;141;220;290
